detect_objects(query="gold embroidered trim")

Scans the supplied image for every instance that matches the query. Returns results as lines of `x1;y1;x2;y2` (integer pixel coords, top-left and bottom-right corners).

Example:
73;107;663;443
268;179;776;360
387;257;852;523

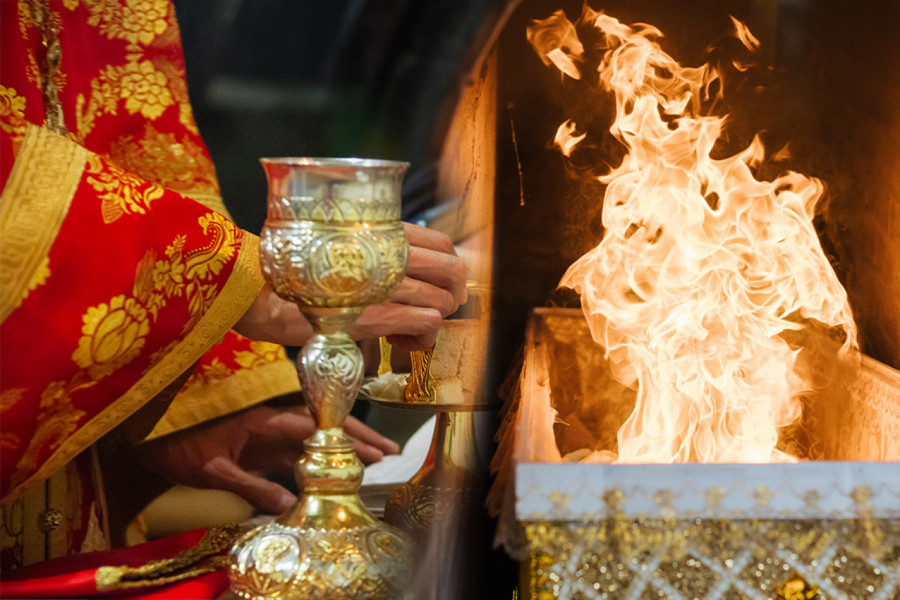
0;124;87;323
2;235;265;505
144;358;300;440
95;523;239;591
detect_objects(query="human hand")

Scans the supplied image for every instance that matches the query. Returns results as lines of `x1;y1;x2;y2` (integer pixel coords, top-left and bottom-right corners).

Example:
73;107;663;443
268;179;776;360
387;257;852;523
234;223;467;350
232;283;312;347
131;403;399;514
352;223;468;351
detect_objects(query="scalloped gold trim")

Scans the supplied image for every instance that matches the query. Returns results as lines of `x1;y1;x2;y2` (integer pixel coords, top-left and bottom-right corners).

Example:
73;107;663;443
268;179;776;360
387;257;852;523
0;125;87;323
2;234;265;505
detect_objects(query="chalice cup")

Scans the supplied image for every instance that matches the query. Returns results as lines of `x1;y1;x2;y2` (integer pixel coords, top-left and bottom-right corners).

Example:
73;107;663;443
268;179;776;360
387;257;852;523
228;158;412;599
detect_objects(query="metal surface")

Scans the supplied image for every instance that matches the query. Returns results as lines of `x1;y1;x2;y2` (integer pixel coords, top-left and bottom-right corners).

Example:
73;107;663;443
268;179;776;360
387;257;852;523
228;157;412;600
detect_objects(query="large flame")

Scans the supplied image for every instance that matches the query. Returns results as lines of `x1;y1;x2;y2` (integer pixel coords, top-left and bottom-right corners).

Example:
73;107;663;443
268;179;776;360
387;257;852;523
528;9;857;463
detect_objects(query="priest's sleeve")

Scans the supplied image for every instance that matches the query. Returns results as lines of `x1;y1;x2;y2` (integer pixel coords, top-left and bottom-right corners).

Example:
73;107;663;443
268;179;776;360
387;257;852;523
0;123;290;504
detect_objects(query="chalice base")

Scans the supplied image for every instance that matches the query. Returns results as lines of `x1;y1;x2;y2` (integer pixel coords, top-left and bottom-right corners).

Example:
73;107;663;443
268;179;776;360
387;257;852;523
227;492;411;600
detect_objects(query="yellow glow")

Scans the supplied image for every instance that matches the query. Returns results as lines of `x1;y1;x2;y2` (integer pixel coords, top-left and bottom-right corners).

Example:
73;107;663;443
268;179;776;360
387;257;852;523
530;9;857;463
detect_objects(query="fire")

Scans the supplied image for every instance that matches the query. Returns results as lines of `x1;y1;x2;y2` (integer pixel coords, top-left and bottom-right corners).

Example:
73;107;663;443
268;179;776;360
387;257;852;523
528;9;857;463
554;120;586;157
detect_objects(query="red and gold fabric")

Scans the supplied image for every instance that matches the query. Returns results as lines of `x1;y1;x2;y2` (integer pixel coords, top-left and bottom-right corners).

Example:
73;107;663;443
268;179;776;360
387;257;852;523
0;524;237;599
0;0;301;569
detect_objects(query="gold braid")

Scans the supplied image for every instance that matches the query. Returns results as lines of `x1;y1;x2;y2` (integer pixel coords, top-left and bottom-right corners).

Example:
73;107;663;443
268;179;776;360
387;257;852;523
27;0;67;135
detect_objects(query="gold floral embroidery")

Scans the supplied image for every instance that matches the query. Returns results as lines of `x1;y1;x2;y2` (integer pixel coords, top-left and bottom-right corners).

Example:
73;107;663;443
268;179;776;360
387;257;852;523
0;84;26;117
9;255;50;312
0;85;26;119
24;256;50;297
0;387;26;413
132;248;157;302
198;358;234;383
178;103;198;136
72;295;151;380
151;239;185;291
0;85;27;144
183;283;217;328
69;0;198;144
18;0;32;37
107;123;218;196
74;64;119;140
0;433;22;451
139;235;184;321
119;60;173;119
0;388;27;451
86;155;164;223
188;211;239;280
72;212;241;383
76;59;174;139
84;0;169;47
234;341;289;370
9;377;91;490
152;211;241;331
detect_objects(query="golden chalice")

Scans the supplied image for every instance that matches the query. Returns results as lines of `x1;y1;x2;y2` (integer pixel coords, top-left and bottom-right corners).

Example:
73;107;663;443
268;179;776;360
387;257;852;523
227;158;412;599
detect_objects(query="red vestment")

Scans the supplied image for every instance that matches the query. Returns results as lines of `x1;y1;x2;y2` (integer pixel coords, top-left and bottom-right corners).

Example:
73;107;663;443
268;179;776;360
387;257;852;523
1;0;300;579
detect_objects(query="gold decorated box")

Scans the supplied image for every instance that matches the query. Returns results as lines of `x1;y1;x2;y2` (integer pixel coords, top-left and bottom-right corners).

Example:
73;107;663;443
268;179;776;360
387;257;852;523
506;308;900;600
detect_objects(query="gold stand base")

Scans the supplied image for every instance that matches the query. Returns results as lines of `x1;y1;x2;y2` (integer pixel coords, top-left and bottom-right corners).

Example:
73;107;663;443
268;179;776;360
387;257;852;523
384;412;486;539
227;325;413;599
228;491;411;599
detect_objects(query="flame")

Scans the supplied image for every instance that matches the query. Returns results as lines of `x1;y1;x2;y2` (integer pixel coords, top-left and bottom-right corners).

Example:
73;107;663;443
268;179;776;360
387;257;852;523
554;120;586;157
730;15;761;51
526;10;584;80
529;10;857;463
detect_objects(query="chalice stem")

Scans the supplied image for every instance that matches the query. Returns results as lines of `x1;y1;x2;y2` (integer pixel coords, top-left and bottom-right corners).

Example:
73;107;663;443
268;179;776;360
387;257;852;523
293;308;367;497
300;310;363;432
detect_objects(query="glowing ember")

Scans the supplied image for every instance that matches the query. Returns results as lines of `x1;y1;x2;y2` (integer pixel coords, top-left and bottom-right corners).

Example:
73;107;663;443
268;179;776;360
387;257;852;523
528;9;857;463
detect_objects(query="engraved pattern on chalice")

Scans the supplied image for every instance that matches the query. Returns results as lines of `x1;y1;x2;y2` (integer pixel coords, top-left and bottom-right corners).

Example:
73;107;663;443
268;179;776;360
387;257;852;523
228;158;412;599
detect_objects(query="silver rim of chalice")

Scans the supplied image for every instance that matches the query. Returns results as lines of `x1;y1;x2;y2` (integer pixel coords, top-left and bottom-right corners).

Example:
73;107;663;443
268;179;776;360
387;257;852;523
260;156;409;175
261;157;408;224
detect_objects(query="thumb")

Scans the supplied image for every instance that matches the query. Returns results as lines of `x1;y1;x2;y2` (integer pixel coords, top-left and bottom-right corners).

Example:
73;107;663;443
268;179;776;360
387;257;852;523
205;457;296;515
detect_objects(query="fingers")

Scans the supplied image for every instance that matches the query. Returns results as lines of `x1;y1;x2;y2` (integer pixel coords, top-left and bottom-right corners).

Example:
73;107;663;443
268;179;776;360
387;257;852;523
226;406;311;473
389;278;458;318
403;223;468;308
352;303;442;343
406;246;468;309
252;406;317;445
203;456;296;515
352;439;386;464
402;222;457;252
345;416;401;456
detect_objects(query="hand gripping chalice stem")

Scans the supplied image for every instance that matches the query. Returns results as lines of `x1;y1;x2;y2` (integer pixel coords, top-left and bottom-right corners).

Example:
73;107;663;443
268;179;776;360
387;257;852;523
227;158;412;600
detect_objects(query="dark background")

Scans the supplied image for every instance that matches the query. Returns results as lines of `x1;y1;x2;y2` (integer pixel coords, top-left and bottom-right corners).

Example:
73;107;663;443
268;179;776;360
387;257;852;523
173;0;502;234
